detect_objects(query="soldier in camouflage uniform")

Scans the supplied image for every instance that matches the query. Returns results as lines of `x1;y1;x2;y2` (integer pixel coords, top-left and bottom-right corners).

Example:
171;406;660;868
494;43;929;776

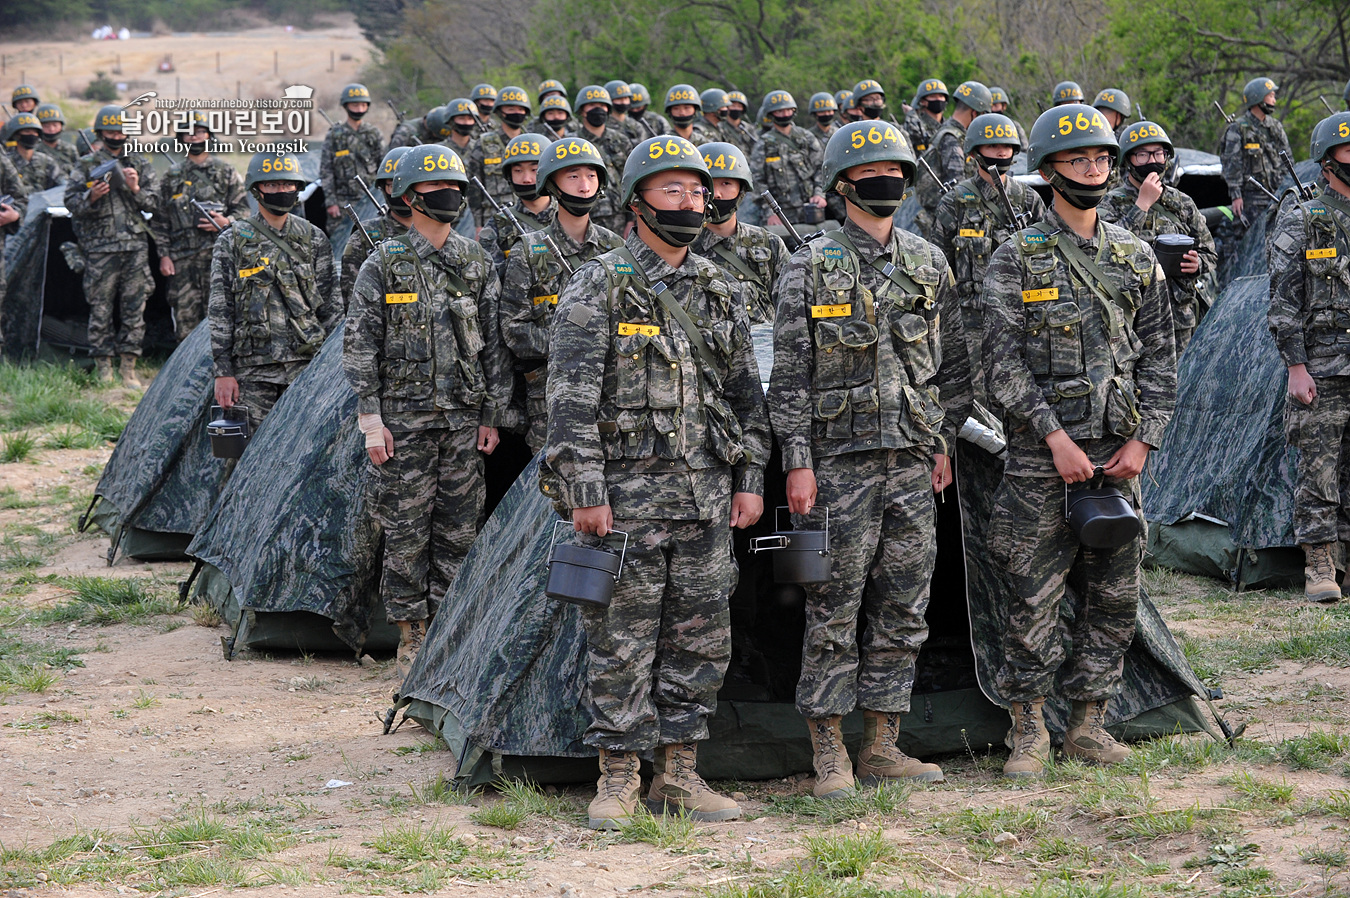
567;84;635;235
154;113;249;343
721;90;759;153
1220;76;1292;224
916;81;992;239
1099;121;1217;354
1051;81;1085;107
321;84;385;231
538;79;567;103
4;113;62;191
34;103;79;174
750;90;826;226
982;105;1176;778
466;85;532;235
65;105;157;385
10;84;38;114
209;152;340;432
933;113;1046;407
0;151;29;321
1267;112;1350;603
808;92;839;144
700;88;730;137
345;144;512;675
628;83;669;139
1092;89;1133;190
544;135;770;829
852;79;899;126
835;89;858;126
530;95;573;142
664;83;719;147
476;133;556;280
693;141;788;324
341;147;413;310
470;84;499;124
767;119;971;798
499;137;622;451
442;98;481;157
387;106;437;151
604;81;646;145
988;87;1028;152
903;78;948;157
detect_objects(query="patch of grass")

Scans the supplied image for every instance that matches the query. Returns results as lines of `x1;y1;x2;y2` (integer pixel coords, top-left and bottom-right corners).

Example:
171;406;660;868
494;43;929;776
763;781;910;824
1277;730;1350;770
1314;789;1350;819
804;830;896;878
0;431;38;462
0;618;83;695
617;805;702;853
190;603;223;628
947;806;1054;842
34;576;177;625
133;689;159;709
0;536;49;571
368;822;469;863
1111;805;1200;841
394;739;449;756
470;779;572;830
1223;771;1294;806
0;362;129;442
0;486;39;509
43;427;106;450
470;801;527;830
1302;845;1349;868
408;773;476;806
706;867;924;898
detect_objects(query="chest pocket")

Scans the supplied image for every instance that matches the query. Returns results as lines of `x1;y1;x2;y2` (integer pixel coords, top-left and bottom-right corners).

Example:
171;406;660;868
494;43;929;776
811;268;878;390
890;310;937;384
1305;216;1348;297
1045;300;1085;376
383;258;432;363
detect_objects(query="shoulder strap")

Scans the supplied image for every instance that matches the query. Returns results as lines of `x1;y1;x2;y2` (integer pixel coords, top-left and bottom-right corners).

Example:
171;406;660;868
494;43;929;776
248;218;311;268
1039;218;1134;312
708;241;764;286
615;246;718;371
828;228;925;296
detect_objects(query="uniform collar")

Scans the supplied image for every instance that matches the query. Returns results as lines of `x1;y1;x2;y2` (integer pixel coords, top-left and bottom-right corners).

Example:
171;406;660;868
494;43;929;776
626;231;695;281
1043;207;1099;249
840;216;894;261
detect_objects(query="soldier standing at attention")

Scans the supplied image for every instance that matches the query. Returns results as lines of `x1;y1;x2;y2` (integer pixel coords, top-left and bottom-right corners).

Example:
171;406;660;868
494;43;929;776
722;90;758;152
544;136;770;829
749;90;826;227
34;103;80;174
470;84;499;124
443;98;481;157
1099;121;1217;354
1092;89;1132;134
155;111;248;343
694;141;789;324
904;78;948;157
65;105;157;386
387;104;439;151
321;84;385;231
569;85;635;235
1220;77;1292;225
837;89;860;125
4;112;63;191
982;105;1176;779
852;79;899;126
499;137;622;452
532;95;573;142
345;144;512;674
916;81;993;238
604;81;645;145
933;112;1045;406
10;84;39;114
627;84;668;138
1268;112;1350;603
988;87;1028;151
664;84;719;146
477;133;556;280
768;119;971;799
340;147;413;310
467;85;532;235
701;89;730;137
209;152;340;432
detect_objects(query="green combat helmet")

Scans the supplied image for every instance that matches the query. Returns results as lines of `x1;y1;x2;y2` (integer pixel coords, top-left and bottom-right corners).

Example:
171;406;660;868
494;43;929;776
953;81;993;114
93;105;124;133
726;90;749;109
539;95;573;121
697;140;752;223
762;89;797;117
1343;78;1350;109
538;79;567;100
1092;88;1131;118
629;83;652;108
574;84;612;110
4;111;41;140
35;102;65;125
340;83;371;107
915;78;948;100
422;106;452;140
604;81;632;104
1027;103;1117;171
391;144;468;201
446;97;477;119
701;88;730;116
852;79;885;104
621;135;712;245
664;84;702;113
964;113;1021;155
988;86;1011;108
470;84;498;105
11;84;38;106
537;135;609;194
244;152;307;211
1310;112;1350;163
173;109;211;135
1052;81;1084;106
1242;76;1277;109
376;146;413;186
502;132;548;198
494;85;532;114
823;119;914;216
834;89;854;111
1117;121;1173;167
809;92;838;115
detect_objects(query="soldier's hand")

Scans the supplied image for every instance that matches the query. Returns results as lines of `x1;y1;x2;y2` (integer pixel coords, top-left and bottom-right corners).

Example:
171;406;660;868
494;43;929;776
0;204;17;227
729;492;764;529
573;505;614;537
202;211;229;230
1288;364;1317;405
785;467;817;516
477;425;499;454
123;167;139;192
159;257;175;277
1045;429;1095;483
766;214;783;227
89;179;111;201
1102;439;1150;480
214;376;239;409
1179;249;1201;275
368;427;395;465
1231;195;1244;218
326;204;340;218
1136;173;1163;211
809;195;827;208
931;453;953;493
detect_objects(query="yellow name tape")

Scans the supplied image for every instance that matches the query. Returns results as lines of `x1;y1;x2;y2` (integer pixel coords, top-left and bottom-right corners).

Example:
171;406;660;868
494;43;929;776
484;157;502;165
959;228;985;238
765;156;781;163
533;294;558;306
1243;143;1260;150
385;292;418;304
237;257;270;278
1307;248;1338;260
811;303;852;318
618;322;660;337
334;149;350;157
1022;288;1059;303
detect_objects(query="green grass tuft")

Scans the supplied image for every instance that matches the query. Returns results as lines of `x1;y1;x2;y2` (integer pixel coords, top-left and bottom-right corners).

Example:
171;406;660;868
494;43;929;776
804;829;896;878
0;431;37;462
34;576;178;625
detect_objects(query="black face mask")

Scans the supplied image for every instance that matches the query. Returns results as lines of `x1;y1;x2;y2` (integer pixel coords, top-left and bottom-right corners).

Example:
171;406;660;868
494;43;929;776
727;108;743;122
187;140;208;156
477;105;495;118
1326;158;1350;189
840;175;907;217
816;114;835;127
42;131;61;143
861;104;884;120
102;136;126;152
707;110;723;123
976;152;1013;175
584;107;609;128
553;188;600;217
452;121;477;136
640;203;706;246
631;106;647;119
1045;170;1109;209
925;98;947;115
612;102;630;115
16;132;40;149
388;191;411;217
1131;161;1166;181
670;112;696;126
347;108;366;120
706;192;742;224
1259;101;1276;115
410;186;463;222
502;111;528;127
772;113;795;126
544;116;569;132
254;188;298;214
511;180;539;199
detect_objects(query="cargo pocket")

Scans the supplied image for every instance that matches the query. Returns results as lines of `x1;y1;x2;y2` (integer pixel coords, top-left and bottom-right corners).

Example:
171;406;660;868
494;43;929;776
900;383;945;438
891;310;937;384
613;333;650;409
1023;303;1050;376
1105;375;1141;438
815;388;851;441
987;479;1041;577
1046;300;1083;376
614;408;653;458
705;397;745;465
388;301;432;361
1048;375;1093;424
647;335;683;409
849;384;880;435
652;408;685;459
1284;391;1315;449
449;294;486;356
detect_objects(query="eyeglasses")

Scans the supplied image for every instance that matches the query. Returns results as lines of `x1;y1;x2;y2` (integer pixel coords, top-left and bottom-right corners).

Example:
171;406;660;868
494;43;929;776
639;185;710;204
1052;154;1114;175
1129;149;1168;163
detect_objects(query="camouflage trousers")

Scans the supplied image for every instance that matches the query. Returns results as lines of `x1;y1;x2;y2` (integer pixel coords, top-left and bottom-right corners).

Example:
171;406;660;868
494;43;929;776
523;367;547;455
167;247;212;343
234;379;289;435
85;246;152;358
365;425;485;623
795;447;936;719
961;304;989;409
1285;375;1350;545
989;474;1141;702
578;506;735;751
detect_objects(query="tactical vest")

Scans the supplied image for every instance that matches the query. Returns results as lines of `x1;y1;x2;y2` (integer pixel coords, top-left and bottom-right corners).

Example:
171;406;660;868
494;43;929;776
1234;117;1279;197
72;151;151;247
803;232;945;450
476;131;516;208
949;181;1022;308
520;226;623;358
1297;197;1350;360
228;218;325;367
161;160;232;253
1014;221;1154;441
759;130;817;205
374;235;491;411
596;249;744;468
328;124;381;199
702;227;779;323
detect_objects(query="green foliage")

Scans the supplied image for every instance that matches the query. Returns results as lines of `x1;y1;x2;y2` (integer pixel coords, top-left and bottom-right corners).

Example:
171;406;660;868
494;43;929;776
0;432;37;463
82;72;118;103
804;830;896;878
34;576;178;625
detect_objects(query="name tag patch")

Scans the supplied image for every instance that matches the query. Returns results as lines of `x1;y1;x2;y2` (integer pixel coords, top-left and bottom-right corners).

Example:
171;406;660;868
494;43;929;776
1243;142;1260;149
1307;248;1338;260
335;149;350;157
238;258;270;277
811;303;851;318
959;228;985;238
618;322;659;336
484;157;502;165
385;292;418;304
1022;288;1059;303
533;294;558;306
765;156;781;162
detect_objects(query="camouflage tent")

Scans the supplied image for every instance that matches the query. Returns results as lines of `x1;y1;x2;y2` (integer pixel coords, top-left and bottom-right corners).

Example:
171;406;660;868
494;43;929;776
80;322;225;562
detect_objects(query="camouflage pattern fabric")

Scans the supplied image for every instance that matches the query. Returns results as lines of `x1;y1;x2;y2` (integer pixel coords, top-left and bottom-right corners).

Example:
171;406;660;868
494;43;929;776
719;117;761;155
84;248;153;357
1284;377;1350;544
478;199;555;282
563;124;634;235
915;119;973;236
630;111;670;139
500;217;623;452
1220;110;1292;214
691;220;790;325
0;185;57;359
319;120;385;216
467;129;526;224
37;136;79;173
903;109;943;158
6;147;62;191
0;151;30;309
1099;180;1218;353
388;116;430;151
64;148;155;254
340;212;409;311
234;375;303;434
933;175;1045;406
750;127;824;224
794;447;938;717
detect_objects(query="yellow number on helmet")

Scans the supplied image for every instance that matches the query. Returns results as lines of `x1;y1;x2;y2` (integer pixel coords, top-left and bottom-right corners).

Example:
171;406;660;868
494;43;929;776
850;129;865;149
866;126;882;144
1341;121;1350;138
1075;112;1090;131
1058;115;1072;136
666;138;683;157
649;142;664;160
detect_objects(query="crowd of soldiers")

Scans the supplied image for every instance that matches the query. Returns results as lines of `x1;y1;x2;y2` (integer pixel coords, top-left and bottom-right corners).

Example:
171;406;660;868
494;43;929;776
4;69;1350;828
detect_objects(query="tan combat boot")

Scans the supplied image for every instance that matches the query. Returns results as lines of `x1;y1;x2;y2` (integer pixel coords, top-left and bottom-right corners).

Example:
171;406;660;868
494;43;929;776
857;709;945;784
395;619;426;678
1004;698;1051;779
807;716;855;798
95;357;114;384
588;748;641;830
1302;543;1341;604
118;355;143;388
646;742;741;821
1063;699;1132;765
